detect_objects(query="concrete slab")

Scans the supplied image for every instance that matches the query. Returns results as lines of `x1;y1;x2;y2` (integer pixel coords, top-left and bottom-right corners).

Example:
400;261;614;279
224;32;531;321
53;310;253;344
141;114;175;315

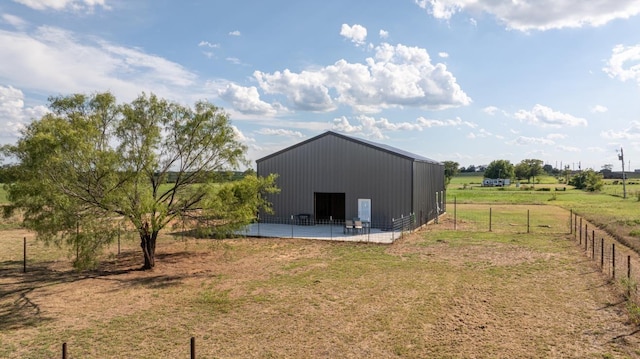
238;223;400;244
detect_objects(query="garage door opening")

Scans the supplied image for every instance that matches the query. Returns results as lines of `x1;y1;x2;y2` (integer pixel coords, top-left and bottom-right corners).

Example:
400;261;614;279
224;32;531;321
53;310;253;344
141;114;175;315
314;192;345;222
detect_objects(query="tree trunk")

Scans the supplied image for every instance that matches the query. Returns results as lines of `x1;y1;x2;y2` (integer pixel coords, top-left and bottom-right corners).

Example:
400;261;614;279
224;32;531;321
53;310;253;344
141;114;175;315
139;222;157;270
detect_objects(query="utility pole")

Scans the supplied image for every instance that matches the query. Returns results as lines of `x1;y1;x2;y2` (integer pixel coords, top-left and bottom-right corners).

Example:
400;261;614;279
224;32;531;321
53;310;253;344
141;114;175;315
619;147;627;199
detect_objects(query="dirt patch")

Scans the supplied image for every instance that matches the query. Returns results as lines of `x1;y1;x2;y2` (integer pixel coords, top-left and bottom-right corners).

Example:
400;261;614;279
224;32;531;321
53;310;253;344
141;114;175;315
1;228;639;358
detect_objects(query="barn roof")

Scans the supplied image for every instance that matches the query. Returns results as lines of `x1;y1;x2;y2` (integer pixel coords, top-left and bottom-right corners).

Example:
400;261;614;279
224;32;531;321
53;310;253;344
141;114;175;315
256;131;441;164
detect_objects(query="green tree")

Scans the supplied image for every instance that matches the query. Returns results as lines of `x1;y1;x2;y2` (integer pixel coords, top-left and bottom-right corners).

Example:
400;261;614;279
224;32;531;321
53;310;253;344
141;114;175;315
484;160;514;179
443;161;459;185
515;159;544;183
569;169;604;191
3;92;278;270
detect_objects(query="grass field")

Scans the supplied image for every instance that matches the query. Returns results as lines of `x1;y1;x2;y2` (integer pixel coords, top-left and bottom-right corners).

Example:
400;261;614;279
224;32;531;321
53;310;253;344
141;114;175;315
1;207;639;358
448;175;640;255
2;179;640;357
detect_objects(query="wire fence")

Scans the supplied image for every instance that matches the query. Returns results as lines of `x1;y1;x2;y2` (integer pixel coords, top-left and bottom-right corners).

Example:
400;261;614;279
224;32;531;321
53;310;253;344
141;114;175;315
446;200;570;234
570;210;640;306
445;200;639;310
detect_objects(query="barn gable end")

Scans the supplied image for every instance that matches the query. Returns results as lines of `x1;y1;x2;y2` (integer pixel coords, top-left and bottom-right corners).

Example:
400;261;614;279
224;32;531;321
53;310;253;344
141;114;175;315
256;131;445;229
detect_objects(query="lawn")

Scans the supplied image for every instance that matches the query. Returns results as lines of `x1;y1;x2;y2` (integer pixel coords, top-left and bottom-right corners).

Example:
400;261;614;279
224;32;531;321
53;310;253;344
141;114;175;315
448;175;640;255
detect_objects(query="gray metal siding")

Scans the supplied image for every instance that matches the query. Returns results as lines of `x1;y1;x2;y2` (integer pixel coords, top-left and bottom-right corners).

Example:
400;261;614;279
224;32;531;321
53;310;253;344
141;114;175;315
257;133;444;231
413;161;445;226
257;134;415;227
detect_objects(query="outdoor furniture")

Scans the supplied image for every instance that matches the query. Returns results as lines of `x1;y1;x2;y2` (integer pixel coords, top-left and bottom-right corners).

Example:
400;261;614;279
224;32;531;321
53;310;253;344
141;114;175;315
344;219;354;234
296;213;311;225
354;219;363;233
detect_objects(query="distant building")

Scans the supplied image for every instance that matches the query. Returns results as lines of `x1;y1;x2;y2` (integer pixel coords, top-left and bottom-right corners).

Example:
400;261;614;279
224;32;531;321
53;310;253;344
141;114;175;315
482;178;511;187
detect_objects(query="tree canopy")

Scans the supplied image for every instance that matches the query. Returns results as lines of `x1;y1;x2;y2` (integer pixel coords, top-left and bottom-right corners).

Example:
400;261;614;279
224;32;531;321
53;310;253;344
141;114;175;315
515;159;544;183
569;169;604;192
484;160;514;180
3;92;278;270
443;161;460;185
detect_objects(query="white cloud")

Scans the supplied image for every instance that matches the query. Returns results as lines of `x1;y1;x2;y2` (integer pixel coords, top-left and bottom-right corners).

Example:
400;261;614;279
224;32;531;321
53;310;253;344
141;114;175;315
254;69;336;112
229;30;241;36
218;83;281;116
507;136;555;146
438;52;449;58
0;26;199;102
13;0;110;12
340;24;367;46
514;104;587;128
254;42;471;113
198;41;219;48
0;85;48;141
482;105;499;115
332;116;362;135
556;144;581;152
331;114;476;140
256;128;305;138
2;14;28;30
590;104;609;113
379;29;389;39
415;0;640;31
601;121;640;139
547;133;567;140
416;116;476;128
604;44;640;84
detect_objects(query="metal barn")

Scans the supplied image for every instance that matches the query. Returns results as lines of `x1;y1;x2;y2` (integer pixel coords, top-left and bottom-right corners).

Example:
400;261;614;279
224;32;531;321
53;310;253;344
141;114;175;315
256;131;445;229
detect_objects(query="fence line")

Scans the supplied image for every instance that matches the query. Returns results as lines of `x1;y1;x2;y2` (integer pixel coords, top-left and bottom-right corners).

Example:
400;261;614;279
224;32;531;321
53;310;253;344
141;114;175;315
445;201;569;234
571;210;639;307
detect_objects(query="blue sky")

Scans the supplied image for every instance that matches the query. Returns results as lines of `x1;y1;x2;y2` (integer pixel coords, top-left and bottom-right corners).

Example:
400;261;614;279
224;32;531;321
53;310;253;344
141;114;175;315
1;0;640;171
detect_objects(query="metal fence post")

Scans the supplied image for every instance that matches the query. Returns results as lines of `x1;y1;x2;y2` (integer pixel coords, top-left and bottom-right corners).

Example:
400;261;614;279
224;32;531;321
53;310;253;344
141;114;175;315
191;337;196;359
290;215;294;238
600;238;604;268
62;343;67;359
527;209;530;233
570;209;573;234
579;218;582;245
612;243;616;279
454;196;457;230
23;237;26;273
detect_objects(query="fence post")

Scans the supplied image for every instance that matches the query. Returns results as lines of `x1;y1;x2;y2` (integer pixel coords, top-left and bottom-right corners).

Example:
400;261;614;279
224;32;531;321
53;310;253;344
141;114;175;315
527;209;530;233
489;208;492;232
600;238;604;268
584;224;588;251
454;196;457;230
23;237;26;273
392;218;396;241
591;235;594;259
628;255;632;298
62;343;67;359
290;215;294;239
330;216;333;239
612;243;616;279
570;209;573;234
191;337;196;359
579;218;582;245
118;226;121;256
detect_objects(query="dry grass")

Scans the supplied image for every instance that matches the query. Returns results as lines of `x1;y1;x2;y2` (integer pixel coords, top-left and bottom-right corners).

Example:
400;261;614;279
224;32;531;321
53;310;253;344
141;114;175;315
1;211;640;358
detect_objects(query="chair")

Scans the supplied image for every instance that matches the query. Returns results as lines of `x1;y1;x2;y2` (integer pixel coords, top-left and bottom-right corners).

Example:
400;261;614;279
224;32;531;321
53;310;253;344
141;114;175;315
353;219;363;234
344;219;354;234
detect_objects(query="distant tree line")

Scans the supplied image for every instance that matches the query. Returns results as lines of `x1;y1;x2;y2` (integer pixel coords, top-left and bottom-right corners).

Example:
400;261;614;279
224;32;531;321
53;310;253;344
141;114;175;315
445;158;604;191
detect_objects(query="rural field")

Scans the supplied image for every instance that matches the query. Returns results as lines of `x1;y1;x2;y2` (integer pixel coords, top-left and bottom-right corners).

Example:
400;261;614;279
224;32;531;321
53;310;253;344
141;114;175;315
2;180;640;358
